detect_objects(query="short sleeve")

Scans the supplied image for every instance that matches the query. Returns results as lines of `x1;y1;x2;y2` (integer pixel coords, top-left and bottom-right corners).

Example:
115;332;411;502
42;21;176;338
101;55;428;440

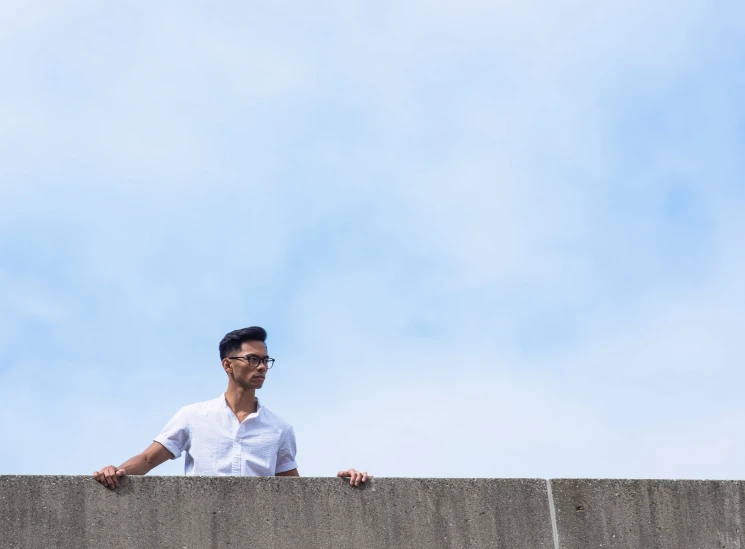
275;426;298;474
153;407;190;459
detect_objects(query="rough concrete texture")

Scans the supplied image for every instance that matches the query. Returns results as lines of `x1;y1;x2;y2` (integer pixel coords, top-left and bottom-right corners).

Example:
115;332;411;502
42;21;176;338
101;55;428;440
551;479;745;549
0;476;553;549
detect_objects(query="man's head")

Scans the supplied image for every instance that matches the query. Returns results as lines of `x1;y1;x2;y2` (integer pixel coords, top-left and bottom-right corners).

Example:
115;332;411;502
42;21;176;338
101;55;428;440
219;327;272;390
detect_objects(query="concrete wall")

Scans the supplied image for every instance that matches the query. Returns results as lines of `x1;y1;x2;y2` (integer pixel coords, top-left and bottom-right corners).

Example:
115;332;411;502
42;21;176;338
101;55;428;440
551;479;745;549
1;476;744;549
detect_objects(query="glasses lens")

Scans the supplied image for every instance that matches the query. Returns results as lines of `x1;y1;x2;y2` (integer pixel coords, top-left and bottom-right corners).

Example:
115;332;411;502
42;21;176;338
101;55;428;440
266;358;275;369
247;356;260;368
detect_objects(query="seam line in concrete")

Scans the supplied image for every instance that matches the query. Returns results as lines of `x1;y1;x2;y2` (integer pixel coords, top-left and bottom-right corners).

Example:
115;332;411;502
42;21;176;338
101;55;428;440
546;479;560;549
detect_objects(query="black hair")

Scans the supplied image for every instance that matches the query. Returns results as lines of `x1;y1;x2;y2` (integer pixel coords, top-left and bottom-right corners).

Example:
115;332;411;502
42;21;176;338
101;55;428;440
219;326;268;360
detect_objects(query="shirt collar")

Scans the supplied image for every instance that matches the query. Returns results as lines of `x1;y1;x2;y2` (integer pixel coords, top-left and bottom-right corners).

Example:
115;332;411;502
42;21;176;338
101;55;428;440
219;394;262;418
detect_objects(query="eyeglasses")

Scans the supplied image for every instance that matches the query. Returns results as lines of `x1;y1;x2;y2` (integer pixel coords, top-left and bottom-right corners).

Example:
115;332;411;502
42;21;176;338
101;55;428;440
227;354;275;369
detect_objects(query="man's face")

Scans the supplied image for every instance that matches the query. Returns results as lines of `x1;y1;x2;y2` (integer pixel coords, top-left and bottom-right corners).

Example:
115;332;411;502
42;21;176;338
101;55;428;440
224;340;269;389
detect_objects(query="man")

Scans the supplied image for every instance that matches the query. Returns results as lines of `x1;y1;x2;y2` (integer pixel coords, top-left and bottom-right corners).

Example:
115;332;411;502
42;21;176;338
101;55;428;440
94;326;369;488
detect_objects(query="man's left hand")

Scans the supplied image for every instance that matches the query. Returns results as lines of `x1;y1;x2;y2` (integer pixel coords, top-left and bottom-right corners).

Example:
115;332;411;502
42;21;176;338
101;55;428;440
337;468;371;486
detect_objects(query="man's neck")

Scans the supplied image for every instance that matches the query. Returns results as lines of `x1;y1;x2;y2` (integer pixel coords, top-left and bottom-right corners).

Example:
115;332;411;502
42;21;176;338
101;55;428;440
224;385;257;421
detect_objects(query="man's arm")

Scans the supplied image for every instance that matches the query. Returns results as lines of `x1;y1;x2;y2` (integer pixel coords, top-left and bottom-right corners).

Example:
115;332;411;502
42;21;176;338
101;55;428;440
272;427;369;485
93;441;174;489
275;468;299;477
275;468;370;486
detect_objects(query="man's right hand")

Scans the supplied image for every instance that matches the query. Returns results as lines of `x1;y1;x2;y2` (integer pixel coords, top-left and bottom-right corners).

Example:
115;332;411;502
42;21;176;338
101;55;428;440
93;466;126;489
92;443;174;489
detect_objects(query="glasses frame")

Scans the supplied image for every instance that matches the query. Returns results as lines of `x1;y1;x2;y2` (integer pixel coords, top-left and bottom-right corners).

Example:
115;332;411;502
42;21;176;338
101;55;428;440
227;354;275;369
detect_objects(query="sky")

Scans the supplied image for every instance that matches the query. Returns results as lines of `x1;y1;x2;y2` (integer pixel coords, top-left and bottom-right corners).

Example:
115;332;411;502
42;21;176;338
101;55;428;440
1;0;744;480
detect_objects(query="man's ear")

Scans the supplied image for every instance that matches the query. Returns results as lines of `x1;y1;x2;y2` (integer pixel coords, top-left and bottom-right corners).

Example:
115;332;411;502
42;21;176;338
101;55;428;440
222;358;232;372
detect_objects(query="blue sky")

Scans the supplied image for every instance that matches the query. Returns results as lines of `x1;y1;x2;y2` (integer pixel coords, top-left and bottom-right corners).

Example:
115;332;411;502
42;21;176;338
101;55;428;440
1;0;744;479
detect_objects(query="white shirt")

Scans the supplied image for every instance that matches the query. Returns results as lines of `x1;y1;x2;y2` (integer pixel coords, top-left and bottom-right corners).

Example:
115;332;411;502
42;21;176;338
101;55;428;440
154;395;298;476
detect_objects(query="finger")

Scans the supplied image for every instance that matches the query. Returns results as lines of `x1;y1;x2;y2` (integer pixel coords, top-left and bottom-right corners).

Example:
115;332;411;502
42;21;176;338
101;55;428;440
116;469;126;477
106;466;117;487
101;466;113;487
104;468;116;489
361;472;368;483
337;471;345;478
355;472;362;486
